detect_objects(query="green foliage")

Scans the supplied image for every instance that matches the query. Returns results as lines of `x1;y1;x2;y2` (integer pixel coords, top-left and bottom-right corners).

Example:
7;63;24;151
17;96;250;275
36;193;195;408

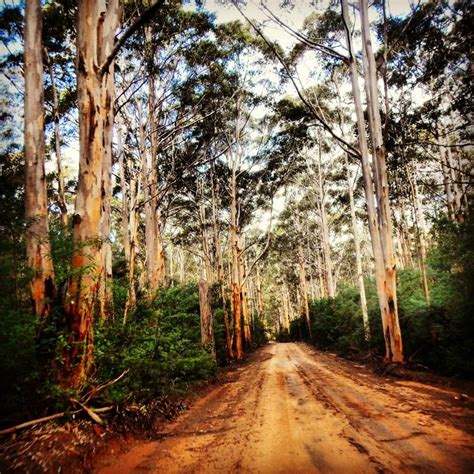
0;310;39;425
285;215;474;376
306;286;368;353
94;284;217;402
252;312;268;347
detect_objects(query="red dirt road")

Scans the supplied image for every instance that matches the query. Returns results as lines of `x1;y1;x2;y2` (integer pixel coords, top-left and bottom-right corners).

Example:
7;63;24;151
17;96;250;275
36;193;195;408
98;342;474;473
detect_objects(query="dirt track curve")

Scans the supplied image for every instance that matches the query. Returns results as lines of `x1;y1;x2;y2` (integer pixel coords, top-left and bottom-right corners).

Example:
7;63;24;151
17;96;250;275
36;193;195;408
98;342;474;474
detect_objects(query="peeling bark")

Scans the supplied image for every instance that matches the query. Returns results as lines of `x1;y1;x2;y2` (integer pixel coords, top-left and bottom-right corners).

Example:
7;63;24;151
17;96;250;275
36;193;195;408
210;166;233;360
298;247;312;338
345;156;370;340
24;0;56;319
199;279;216;359
239;237;251;346
62;0;120;388
342;0;404;363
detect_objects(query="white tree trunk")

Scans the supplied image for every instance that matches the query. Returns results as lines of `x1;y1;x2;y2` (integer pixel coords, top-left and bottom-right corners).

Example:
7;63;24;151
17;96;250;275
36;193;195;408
343;0;404;362
24;0;56;318
346;157;370;340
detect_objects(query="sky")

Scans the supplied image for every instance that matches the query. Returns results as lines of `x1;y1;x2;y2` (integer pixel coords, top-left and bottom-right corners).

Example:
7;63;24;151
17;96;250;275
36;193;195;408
197;0;423;230
1;0;422;191
203;0;417;44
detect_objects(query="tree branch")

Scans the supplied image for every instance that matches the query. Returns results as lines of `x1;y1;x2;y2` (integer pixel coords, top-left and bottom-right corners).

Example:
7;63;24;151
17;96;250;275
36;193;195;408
99;0;166;77
260;2;348;63
232;1;360;159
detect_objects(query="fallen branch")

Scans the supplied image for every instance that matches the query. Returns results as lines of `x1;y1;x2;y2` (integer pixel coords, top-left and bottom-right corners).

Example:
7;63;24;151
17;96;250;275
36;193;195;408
82;369;130;404
0;411;80;436
70;399;103;424
0;406;114;437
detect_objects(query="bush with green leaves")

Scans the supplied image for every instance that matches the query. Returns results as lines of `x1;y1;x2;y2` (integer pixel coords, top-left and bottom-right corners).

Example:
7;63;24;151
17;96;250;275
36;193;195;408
95;284;218;402
285;214;474;376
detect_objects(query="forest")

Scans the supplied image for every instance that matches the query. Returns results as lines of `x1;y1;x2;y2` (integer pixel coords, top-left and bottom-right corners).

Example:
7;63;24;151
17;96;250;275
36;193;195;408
0;0;473;472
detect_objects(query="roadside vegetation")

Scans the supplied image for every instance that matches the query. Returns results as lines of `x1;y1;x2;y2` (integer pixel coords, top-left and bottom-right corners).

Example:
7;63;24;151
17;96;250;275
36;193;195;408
280;216;473;377
0;0;471;449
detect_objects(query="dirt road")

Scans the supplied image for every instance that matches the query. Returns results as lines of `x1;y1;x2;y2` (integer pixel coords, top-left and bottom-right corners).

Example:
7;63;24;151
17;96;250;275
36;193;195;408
98;343;474;473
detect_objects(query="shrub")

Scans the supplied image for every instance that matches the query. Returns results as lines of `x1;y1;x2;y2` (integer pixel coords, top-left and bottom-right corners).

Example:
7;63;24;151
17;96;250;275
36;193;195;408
94;284;218;402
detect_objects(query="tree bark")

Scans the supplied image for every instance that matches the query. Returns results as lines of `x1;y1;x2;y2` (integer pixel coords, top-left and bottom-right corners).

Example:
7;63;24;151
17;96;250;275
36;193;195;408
198;178;215;283
345;156;370;340
445;139;464;223
437;125;456;222
117;115;130;264
62;0;120;388
199;279;216;359
281;284;291;332
99;121;114;321
239;237;252;346
407;164;430;305
230;161;243;359
298;247;312;338
210;166;233;360
229;95;244;360
316;144;335;297
120;115;140;323
343;0;404;363
24;0;56;319
316;245;325;298
255;264;264;317
144;62;166;298
45;52;68;228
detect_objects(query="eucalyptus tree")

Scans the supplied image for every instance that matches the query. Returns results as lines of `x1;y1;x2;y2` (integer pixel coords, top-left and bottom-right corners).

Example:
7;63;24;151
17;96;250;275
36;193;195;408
42;1;77;228
60;0;167;387
248;0;406;361
340;0;403;362
24;0;56;319
382;0;472;223
203;21;279;359
269;198;316;337
60;0;121;387
376;0;473;300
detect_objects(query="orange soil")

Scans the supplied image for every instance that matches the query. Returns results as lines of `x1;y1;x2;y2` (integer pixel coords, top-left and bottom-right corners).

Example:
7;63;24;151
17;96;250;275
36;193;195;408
97;342;474;473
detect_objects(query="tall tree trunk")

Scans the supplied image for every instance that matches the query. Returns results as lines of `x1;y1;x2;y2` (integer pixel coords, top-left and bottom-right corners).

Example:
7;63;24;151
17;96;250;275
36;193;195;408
316;147;335;297
24;0;56;319
281;284;290;332
198;179;214;283
316;246;325;298
455;148;470;214
99;117;114;320
120;116;140;323
229;95;244;360
199;279;216;359
45;52;68;228
407;164;430;305
211;167;233;360
62;0;120;388
343;0;404;363
230;162;243;359
438;126;456;222
398;201;414;269
345;156;370;340
239;237;251;347
118;116;130;264
446;140;464;223
298;247;312;338
144;65;166;298
255;264;264;316
360;0;403;362
178;247;185;283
